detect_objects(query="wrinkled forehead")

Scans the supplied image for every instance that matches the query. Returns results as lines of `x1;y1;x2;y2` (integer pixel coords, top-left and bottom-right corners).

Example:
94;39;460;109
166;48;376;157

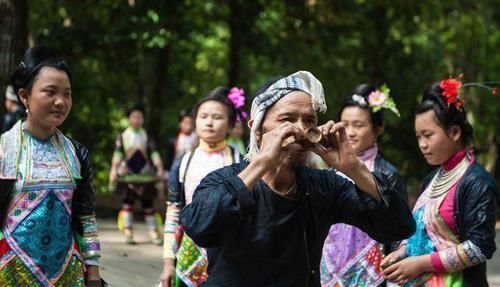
263;90;315;117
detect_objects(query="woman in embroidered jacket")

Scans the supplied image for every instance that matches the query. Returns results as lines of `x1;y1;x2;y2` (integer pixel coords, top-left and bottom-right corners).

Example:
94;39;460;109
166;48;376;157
381;80;499;286
160;87;245;287
109;104;164;245
320;84;407;287
0;46;102;286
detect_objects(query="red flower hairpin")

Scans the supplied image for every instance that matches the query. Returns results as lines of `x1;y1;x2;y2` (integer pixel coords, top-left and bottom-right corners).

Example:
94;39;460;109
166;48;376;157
440;74;464;108
440;74;500;109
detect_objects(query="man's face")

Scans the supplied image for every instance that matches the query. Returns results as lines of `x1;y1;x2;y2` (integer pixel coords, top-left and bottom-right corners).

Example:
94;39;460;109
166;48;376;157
259;91;317;166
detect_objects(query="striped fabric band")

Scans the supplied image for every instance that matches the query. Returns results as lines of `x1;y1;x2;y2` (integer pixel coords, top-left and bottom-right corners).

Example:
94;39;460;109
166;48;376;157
439;239;486;272
164;205;180;234
80;214;101;265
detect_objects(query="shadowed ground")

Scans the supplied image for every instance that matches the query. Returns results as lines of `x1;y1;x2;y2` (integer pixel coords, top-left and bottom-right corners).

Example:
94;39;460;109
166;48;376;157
97;219;500;287
98;219;163;287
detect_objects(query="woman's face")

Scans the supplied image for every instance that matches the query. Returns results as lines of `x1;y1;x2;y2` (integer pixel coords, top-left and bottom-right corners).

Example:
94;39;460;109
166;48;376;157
340;106;379;154
230;121;244;138
195;100;230;143
19;66;72;130
179;116;194;135
415;110;462;166
129;110;144;129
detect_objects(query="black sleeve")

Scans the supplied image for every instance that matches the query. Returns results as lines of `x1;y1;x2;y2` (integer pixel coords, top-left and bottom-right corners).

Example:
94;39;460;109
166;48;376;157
387;171;408;204
167;156;183;206
165;138;175;171
0;180;15;227
459;171;499;259
378;167;410;250
71;140;97;235
180;165;255;247
324;170;416;243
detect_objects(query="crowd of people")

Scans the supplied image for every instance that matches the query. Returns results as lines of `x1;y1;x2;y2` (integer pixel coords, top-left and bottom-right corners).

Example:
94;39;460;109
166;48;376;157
0;46;498;287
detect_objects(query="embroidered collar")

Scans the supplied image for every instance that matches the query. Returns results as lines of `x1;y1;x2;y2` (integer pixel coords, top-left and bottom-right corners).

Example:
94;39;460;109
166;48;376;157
198;139;227;152
0;120;81;180
22;121;56;143
442;147;472;172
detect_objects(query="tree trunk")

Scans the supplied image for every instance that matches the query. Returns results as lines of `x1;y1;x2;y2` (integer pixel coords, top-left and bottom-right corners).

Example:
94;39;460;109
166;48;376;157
0;0;28;102
148;44;170;148
361;0;388;83
228;0;243;87
146;0;181;150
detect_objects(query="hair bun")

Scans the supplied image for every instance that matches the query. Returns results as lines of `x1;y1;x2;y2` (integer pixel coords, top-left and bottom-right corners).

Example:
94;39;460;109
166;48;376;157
422;82;448;110
22;46;59;69
350;83;376;99
10;46;71;100
417;81;473;146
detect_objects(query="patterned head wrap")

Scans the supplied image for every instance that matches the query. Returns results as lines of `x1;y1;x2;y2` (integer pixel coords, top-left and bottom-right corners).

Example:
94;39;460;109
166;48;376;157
246;71;327;160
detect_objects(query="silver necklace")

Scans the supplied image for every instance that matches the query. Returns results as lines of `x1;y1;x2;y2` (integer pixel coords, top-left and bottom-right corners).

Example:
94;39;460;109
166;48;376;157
429;154;470;198
272;182;298;199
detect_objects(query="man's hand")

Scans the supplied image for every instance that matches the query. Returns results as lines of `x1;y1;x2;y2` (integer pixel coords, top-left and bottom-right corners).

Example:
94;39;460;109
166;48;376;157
238;122;303;191
311;120;358;172
256;122;303;167
312;120;379;200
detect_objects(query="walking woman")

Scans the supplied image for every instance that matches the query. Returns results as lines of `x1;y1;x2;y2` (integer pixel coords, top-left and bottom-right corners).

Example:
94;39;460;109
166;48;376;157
321;84;407;287
0;46;103;286
382;78;499;286
109;104;164;245
160;87;245;287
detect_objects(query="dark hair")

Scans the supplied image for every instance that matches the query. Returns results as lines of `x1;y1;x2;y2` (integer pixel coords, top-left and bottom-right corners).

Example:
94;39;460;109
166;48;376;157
127;103;146;117
193;86;237;129
10;46;72;104
178;108;193;121
338;84;384;128
416;82;473;146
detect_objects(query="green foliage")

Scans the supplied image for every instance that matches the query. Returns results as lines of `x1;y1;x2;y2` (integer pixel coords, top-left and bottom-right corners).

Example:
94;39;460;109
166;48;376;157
25;0;500;193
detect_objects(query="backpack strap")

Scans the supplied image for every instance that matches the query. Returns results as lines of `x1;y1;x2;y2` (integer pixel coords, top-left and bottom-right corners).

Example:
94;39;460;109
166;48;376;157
178;149;196;208
228;146;240;164
234;148;240;164
178;146;240;208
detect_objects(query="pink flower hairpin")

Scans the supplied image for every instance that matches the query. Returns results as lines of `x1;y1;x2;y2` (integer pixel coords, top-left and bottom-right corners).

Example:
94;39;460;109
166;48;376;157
227;87;248;122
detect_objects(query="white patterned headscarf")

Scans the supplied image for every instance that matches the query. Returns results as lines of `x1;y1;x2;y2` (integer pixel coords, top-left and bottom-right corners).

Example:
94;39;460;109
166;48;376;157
246;71;327;160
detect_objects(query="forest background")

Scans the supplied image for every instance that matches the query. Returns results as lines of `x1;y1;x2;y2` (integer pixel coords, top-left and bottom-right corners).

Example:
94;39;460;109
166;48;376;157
1;0;499;199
